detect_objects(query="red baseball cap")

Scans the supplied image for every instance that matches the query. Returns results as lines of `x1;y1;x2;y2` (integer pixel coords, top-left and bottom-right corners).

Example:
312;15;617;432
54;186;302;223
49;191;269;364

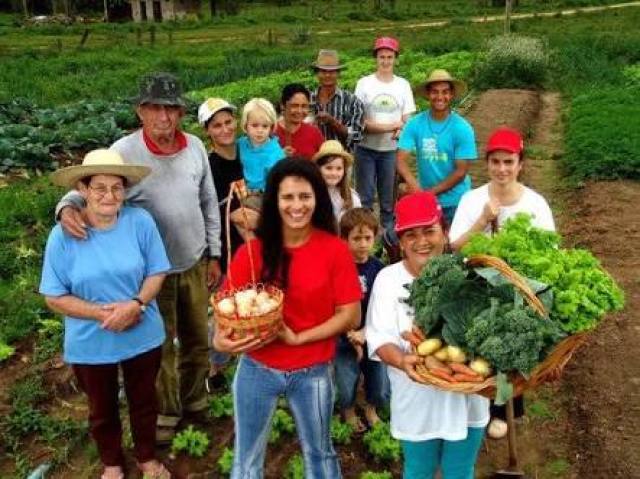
374;37;400;54
486;127;524;155
395;191;443;233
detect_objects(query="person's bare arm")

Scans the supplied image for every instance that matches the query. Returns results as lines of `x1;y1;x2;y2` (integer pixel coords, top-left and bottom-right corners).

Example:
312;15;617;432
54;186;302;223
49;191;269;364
431;159;471;196
364;119;403;134
396;149;421;193
375;342;423;382
279;302;360;346
450;199;500;251
45;295;112;323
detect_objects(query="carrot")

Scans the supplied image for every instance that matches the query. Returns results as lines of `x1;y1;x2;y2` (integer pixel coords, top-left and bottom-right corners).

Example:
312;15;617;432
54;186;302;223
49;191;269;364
449;363;482;377
452;373;484;383
401;331;422;348
412;326;426;342
429;368;458;382
424;355;452;373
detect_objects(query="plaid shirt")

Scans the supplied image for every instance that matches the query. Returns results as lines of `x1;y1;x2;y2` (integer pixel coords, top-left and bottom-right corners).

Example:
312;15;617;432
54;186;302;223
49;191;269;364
311;87;364;151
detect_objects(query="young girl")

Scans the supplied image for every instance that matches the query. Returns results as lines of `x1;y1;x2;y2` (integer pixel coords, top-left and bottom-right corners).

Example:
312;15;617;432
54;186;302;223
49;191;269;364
313;140;361;222
237;98;285;192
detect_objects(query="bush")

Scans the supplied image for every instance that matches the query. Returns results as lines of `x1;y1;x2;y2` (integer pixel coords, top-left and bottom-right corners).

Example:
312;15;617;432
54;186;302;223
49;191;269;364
474;35;548;90
563;86;640;181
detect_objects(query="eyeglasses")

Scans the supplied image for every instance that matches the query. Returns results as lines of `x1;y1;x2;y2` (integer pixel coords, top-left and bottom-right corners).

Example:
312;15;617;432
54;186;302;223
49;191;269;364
88;184;126;198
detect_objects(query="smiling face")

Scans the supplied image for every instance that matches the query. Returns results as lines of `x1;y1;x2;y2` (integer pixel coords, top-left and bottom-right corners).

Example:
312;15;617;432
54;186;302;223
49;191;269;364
136;103;184;143
283;92;310;126
487;150;523;186
206;109;237;147
245;111;273;146
79;174;126;221
399;223;446;276
319;155;345;188
426;81;454;115
316;68;339;89
278;176;316;236
375;48;397;74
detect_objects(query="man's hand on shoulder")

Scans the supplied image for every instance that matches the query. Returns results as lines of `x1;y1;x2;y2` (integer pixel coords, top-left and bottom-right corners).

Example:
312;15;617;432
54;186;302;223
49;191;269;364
60;206;88;240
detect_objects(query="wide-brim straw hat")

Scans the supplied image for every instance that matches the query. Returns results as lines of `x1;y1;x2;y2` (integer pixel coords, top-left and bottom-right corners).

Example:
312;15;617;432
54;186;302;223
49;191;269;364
312;49;345;71
50;149;151;188
311;140;354;166
417;69;468;100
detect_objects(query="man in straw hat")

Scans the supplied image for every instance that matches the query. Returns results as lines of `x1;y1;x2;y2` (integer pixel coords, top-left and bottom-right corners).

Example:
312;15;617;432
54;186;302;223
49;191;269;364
354;37;416;258
396;68;477;227
310;49;364;152
56;72;221;443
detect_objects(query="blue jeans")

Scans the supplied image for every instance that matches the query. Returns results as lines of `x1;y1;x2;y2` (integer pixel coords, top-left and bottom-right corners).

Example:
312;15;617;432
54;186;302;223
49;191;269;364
334;336;390;410
355;145;397;241
401;427;485;479
231;355;341;479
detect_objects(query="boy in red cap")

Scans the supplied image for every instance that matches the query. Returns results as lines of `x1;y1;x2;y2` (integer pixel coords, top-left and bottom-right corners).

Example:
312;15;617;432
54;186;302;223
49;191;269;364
354;36;416;256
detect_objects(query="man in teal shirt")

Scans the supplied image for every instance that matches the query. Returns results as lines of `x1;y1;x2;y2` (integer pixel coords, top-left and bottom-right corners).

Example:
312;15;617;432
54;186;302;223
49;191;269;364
397;69;477;226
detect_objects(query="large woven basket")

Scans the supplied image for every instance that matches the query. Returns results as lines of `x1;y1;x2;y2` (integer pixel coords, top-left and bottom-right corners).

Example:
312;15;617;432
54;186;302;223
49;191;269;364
412;254;589;398
210;180;284;340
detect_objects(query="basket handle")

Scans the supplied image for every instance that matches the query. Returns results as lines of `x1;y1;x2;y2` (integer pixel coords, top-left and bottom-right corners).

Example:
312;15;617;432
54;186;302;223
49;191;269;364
225;180;257;290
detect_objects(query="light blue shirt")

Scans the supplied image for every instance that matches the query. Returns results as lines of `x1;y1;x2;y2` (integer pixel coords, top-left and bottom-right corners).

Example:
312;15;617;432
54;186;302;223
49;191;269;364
39;206;171;364
398;111;477;207
237;135;285;191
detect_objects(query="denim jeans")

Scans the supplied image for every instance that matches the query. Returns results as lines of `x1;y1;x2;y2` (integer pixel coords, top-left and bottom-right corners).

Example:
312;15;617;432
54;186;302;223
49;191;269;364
355;145;397;241
334;336;390;410
231;355;341;479
401;427;486;479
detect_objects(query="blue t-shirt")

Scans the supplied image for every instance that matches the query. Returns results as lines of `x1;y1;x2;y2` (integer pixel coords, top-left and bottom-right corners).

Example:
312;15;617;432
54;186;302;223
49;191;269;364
398;111;477;207
39;206;171;364
357;256;385;329
237;135;285;191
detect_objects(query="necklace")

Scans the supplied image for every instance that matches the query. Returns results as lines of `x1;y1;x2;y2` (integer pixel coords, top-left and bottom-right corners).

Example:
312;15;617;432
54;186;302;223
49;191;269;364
427;112;452;138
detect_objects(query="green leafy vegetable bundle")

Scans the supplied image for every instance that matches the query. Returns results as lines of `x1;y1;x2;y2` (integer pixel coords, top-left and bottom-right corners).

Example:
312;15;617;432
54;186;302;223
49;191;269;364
462;214;624;333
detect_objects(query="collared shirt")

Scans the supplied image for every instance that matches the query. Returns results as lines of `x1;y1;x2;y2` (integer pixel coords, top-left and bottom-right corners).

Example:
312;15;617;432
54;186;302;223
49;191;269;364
311;87;364;151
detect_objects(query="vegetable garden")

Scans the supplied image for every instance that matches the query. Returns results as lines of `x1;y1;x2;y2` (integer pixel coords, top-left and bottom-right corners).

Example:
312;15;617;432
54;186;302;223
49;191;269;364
1;2;639;478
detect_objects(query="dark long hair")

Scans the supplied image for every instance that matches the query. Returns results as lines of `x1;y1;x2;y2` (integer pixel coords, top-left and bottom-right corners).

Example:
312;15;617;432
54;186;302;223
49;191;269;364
257;157;336;289
280;83;310;108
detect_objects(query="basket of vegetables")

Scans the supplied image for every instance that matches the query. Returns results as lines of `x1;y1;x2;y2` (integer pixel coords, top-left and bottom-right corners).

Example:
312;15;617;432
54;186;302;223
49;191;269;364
404;216;624;401
211;180;284;340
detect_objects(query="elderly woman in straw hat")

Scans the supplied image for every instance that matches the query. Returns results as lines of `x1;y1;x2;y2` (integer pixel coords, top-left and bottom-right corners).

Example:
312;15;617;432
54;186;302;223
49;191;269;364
312;139;361;221
396;69;477;227
40;150;172;479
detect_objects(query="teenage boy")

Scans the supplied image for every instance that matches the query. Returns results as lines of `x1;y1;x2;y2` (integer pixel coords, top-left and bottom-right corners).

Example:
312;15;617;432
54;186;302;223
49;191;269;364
396;69;477;226
335;208;389;431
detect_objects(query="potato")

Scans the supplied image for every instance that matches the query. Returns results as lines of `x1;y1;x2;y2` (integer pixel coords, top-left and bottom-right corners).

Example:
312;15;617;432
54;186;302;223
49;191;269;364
417;338;442;356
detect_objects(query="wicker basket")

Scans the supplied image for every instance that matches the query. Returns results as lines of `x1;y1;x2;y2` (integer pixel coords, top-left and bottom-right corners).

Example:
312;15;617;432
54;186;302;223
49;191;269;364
412;254;589;398
210;180;284;340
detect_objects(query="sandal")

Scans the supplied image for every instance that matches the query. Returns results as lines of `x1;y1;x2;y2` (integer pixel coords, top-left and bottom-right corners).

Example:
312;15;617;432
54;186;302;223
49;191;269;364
100;466;124;479
343;410;367;434
138;460;172;479
364;405;382;429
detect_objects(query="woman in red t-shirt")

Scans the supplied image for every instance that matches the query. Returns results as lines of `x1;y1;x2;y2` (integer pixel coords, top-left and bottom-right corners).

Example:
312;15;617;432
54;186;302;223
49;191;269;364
275;83;325;161
214;157;361;478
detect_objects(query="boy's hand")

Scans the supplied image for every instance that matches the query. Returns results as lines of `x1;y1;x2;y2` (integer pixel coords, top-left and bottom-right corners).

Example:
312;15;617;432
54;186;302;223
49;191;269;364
347;329;365;346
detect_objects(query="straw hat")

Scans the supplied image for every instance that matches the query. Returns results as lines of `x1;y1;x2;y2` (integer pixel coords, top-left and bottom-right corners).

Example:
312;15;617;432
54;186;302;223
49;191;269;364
417;69;468;100
50;149;151;188
312;50;345;71
311;140;353;166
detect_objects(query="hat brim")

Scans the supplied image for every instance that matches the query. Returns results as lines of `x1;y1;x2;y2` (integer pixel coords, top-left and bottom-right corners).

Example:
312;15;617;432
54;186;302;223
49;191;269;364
395;215;441;233
417;79;468;100
311;149;354;165
312;64;345;71
132;96;187;107
50;164;151;189
199;105;237;126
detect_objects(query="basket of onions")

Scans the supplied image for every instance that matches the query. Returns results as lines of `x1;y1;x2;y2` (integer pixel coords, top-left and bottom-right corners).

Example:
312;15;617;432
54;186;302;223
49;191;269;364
211;180;284;340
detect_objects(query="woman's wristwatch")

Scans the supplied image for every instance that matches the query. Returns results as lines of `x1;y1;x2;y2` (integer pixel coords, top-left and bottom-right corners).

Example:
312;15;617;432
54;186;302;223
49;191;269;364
132;296;147;313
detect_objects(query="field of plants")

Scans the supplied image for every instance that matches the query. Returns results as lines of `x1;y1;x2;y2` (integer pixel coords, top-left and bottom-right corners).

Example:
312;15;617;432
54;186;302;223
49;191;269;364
0;1;639;477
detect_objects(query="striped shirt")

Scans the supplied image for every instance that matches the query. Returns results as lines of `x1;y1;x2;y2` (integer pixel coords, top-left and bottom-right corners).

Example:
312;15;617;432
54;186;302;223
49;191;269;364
311;87;365;151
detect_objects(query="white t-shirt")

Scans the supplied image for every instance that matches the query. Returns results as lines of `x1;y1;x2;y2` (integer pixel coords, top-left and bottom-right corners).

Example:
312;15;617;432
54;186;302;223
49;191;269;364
355;74;416;152
328;186;361;222
449;184;555;243
366;262;490;441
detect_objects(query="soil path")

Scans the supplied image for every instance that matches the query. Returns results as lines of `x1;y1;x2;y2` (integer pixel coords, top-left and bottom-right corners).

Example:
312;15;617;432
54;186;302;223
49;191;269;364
465;89;640;478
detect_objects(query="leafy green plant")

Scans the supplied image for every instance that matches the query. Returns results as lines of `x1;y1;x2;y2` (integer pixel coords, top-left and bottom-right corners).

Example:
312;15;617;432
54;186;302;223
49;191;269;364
284;453;304;479
171;425;210;457
269;408;296;443
363;422;401;462
360;471;393;479
208;392;233;418
217;447;234;475
0;340;15;362
330;416;354;445
34;318;63;362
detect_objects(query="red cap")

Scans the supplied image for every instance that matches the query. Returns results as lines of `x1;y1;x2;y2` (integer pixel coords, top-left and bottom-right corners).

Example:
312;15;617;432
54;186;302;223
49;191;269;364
374;37;400;54
395;191;443;233
486;127;524;155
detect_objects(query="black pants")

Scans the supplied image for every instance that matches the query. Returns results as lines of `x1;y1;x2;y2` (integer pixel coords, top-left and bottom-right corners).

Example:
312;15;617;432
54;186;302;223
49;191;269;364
490;395;525;420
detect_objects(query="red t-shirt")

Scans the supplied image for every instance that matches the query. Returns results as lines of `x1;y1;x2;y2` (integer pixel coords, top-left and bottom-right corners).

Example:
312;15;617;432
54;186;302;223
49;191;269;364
223;229;362;370
275;122;324;161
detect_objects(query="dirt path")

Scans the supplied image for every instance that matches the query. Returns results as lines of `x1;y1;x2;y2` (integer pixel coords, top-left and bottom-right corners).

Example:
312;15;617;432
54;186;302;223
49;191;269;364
466;89;640;478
